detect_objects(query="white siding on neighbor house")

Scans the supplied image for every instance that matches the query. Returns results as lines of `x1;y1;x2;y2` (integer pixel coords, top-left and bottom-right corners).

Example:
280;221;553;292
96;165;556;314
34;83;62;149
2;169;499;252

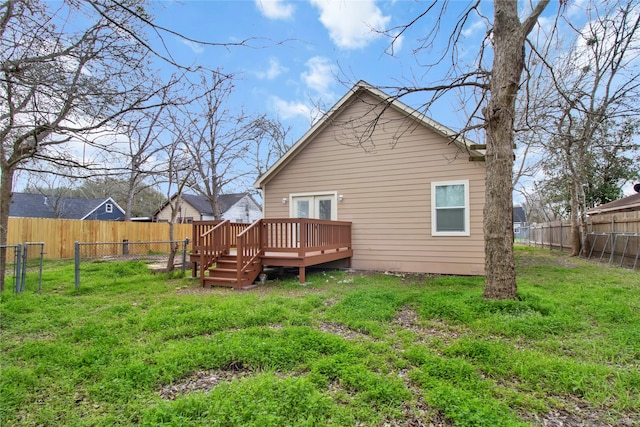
262;92;486;276
221;196;262;223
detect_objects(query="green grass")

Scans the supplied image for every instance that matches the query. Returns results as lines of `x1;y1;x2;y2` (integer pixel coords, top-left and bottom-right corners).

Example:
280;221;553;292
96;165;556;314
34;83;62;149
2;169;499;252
1;248;639;426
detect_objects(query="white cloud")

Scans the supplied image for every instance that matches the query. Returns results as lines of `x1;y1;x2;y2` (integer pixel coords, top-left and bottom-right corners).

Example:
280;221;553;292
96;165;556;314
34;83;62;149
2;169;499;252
310;0;390;49
566;0;591;19
385;32;404;56
256;57;289;80
179;38;204;54
301;56;335;94
461;19;487;38
270;96;313;120
255;0;294;20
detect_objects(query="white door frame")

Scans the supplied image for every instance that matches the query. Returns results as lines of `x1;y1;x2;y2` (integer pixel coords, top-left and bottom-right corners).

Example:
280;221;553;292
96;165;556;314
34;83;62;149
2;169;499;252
289;191;338;220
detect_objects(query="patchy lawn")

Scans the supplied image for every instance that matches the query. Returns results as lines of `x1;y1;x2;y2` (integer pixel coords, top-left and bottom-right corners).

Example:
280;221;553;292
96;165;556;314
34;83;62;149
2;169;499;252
1;246;638;426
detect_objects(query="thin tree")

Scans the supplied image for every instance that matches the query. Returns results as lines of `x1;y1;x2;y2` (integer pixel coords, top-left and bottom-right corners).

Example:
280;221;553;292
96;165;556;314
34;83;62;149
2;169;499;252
181;71;275;218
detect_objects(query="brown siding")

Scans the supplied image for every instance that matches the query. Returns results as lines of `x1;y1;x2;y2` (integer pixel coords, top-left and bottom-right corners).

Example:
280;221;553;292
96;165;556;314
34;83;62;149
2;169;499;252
262;93;486;275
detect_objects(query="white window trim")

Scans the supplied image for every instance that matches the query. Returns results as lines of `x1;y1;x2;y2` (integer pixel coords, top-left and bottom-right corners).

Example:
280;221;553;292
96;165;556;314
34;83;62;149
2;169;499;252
289;191;338;220
431;180;470;237
105;203;113;213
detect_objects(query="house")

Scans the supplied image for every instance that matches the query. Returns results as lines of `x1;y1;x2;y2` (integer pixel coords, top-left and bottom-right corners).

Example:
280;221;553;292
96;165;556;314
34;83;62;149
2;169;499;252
586;187;640;216
9;192;125;221
513;205;527;239
154;193;262;224
254;81;486;276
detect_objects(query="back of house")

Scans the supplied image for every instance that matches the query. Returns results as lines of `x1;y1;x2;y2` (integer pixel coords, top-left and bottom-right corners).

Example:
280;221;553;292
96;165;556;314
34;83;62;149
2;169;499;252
256;82;486;276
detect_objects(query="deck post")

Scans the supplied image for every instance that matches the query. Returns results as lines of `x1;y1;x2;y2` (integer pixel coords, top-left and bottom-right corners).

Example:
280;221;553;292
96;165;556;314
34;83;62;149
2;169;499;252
299;266;305;283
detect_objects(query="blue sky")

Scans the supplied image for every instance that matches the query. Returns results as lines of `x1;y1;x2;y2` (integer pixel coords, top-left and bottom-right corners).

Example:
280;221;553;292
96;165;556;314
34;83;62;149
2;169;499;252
147;0;493;142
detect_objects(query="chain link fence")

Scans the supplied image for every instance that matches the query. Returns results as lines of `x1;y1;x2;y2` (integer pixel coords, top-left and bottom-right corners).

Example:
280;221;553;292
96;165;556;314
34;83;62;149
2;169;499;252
74;239;191;289
1;243;45;293
580;232;640;270
521;223;639;271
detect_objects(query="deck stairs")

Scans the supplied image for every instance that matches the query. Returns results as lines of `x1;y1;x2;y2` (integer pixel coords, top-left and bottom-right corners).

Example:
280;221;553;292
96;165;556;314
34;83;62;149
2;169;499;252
202;253;261;289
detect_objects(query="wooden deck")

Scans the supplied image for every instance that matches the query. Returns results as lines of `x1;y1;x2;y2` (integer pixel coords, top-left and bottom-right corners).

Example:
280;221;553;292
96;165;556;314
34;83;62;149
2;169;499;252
191;219;352;289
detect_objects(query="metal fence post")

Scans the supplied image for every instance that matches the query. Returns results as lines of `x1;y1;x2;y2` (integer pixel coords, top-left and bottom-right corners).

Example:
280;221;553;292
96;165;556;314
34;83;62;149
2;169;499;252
74;242;80;290
181;238;189;273
21;243;28;292
38;243;44;293
15;244;22;293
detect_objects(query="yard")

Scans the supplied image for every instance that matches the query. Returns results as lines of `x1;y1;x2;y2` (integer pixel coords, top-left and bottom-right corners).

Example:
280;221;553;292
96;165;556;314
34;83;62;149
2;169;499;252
1;246;638;426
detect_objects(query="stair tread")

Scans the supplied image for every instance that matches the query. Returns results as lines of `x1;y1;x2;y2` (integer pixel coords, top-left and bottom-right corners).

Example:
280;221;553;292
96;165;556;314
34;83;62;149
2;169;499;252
204;277;236;283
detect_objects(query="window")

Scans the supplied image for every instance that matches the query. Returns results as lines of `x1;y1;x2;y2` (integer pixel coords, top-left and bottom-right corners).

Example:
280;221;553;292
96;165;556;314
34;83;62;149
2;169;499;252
105;203;113;213
431;180;470;236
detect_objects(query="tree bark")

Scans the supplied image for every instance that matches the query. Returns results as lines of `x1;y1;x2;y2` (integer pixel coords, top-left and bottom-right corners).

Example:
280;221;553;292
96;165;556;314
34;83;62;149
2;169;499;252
0;163;16;292
482;0;550;299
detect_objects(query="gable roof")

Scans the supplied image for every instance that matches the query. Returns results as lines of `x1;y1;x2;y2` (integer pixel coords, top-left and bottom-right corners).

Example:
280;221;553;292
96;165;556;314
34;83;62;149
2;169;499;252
255;80;483;189
183;193;246;215
156;193;258;216
9;193;124;220
513;206;527;223
587;191;640;215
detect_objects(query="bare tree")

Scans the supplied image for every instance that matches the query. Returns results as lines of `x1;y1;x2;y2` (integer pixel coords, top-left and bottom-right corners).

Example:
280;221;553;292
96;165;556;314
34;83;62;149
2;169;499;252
532;0;640;255
158;108;197;272
0;0;256;289
249;116;292;179
180;71;277;218
361;1;551;299
0;0;159;290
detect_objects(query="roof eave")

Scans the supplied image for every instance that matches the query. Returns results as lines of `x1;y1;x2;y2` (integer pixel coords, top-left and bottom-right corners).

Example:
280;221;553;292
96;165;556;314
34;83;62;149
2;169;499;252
254;80;483;189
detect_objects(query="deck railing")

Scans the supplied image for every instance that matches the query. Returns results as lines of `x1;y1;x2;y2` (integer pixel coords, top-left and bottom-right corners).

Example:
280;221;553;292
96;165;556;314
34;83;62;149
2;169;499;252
193;218;352;286
198;221;230;283
236;220;263;286
262;218;352;256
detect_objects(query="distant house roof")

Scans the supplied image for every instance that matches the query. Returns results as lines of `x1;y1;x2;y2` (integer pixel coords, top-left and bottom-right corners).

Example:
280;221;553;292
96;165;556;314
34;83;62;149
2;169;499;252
587;192;640;215
182;193;247;216
9;193;125;220
155;193;259;217
513;206;527;223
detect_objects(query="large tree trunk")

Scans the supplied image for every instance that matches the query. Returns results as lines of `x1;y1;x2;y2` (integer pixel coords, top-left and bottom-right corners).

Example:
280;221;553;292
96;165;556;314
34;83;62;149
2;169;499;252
569;179;582;256
482;0;528;300
0;164;16;292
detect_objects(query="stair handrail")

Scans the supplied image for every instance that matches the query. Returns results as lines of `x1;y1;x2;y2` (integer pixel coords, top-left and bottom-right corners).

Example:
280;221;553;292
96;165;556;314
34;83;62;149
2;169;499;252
236;219;263;289
199;220;231;286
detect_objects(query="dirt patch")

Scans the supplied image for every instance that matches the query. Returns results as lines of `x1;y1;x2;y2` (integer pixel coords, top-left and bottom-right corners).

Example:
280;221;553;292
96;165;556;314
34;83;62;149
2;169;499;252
317;321;371;340
391;307;462;344
159;364;254;400
520;404;638;427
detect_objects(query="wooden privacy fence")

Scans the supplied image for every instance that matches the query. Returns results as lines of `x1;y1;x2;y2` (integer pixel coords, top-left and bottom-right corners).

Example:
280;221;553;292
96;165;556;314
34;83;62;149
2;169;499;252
7;218;192;259
527;210;640;250
526;210;640;269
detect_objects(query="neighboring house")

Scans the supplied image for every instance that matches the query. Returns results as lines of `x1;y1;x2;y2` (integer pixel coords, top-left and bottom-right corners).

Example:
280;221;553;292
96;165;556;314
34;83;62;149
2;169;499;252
513;205;527;239
154;193;262;224
255;81;487;276
9;192;125;220
586;189;640;216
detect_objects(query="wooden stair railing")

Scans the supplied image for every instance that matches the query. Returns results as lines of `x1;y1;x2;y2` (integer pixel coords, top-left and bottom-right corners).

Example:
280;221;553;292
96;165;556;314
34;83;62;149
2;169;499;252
199;220;231;287
236;219;263;289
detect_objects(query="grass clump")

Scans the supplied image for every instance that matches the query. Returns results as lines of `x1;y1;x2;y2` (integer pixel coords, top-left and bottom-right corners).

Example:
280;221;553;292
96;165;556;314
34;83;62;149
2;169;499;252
1;246;639;426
